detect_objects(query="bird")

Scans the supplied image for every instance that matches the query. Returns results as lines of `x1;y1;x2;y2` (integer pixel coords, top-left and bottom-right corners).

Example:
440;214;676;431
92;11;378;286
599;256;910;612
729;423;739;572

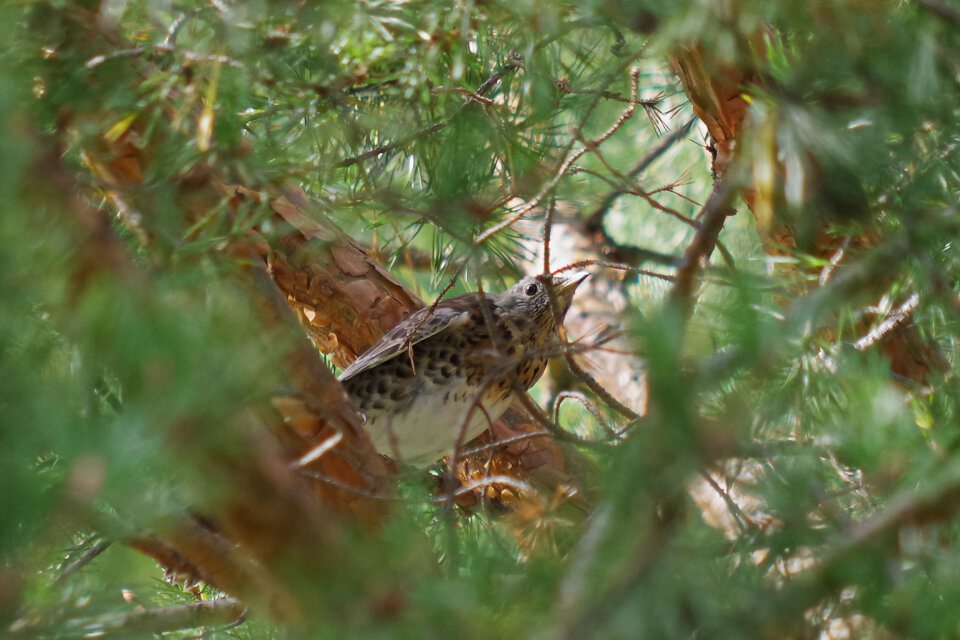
338;271;589;467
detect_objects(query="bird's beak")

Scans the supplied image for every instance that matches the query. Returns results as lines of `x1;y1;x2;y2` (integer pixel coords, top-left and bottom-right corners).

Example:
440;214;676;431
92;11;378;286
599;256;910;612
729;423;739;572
554;270;589;296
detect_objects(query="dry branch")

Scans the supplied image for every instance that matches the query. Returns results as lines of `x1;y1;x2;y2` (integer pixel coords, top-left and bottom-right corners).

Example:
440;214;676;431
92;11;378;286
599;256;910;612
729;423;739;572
13;597;245;639
670;179;737;306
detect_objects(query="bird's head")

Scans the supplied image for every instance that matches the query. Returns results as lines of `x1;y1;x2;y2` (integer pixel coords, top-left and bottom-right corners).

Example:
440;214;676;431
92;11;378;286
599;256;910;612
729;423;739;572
497;270;589;328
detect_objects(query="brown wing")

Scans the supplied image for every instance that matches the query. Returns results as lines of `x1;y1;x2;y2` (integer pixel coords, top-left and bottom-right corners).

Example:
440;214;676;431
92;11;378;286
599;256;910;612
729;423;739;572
337;297;480;382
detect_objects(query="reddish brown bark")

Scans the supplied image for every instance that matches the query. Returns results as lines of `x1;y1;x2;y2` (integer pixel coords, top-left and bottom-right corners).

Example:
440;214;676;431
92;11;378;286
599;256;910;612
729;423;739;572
669;43;760;181
235;184;422;369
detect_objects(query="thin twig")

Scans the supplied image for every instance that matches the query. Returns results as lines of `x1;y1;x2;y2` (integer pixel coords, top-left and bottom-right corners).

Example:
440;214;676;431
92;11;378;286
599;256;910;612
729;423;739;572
552;76;662;106
294;429;343;467
450;474;539;499
13;597;246;639
819;237;850;286
334;121;447;169
584;117;698;233
554;258;679;279
554;391;622;440
543;195;556;276
558;490;685;640
699;469;755;536
562;348;640;421
571;167;702;229
853;293;920;351
159;13;187;51
670;179;737;307
54;539;113;585
512;382;627;447
458;429;554;457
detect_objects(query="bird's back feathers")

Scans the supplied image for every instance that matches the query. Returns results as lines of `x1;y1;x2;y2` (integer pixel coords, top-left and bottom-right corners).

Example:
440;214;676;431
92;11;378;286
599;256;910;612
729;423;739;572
337;294;492;382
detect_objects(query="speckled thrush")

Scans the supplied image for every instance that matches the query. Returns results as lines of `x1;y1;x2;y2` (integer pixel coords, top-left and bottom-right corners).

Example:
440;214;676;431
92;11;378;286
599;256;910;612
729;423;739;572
339;271;589;467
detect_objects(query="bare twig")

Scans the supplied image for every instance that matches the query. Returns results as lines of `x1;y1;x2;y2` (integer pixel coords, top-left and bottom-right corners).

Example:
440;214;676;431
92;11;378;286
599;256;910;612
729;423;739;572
554;391;622;440
853;293;920;351
561;348;640;421
159;13;186;50
53;539;113;585
584;117;698;233
448;380;497;482
458;429;554;457
558;490;685;640
553;258;678;281
670;179;737;306
699;469;755;536
543;196;556;275
552;75;662;106
430;86;499;105
572;166;701;229
819;238;850;286
86;47;244;69
294;430;343;467
557;504;611;612
450;474;539;499
334;121;448;169
13;597;246;639
302;460;548;504
512;382;627;447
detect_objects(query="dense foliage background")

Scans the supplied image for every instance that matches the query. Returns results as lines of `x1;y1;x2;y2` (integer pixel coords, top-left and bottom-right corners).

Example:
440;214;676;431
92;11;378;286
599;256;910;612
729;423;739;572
3;0;960;638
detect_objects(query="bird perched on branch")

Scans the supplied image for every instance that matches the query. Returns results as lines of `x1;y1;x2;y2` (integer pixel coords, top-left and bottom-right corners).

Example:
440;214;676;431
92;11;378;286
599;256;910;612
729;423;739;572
339;271;589;467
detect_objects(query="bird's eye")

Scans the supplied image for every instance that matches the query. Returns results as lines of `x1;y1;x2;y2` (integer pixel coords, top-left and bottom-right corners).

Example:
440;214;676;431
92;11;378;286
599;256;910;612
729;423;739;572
524;283;539;296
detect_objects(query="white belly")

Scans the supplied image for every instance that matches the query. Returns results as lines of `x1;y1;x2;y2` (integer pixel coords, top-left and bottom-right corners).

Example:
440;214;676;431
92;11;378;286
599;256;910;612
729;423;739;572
363;389;514;467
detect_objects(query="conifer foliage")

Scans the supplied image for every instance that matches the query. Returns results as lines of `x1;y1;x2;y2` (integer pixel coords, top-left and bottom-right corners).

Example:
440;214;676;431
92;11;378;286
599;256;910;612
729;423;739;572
3;0;960;637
